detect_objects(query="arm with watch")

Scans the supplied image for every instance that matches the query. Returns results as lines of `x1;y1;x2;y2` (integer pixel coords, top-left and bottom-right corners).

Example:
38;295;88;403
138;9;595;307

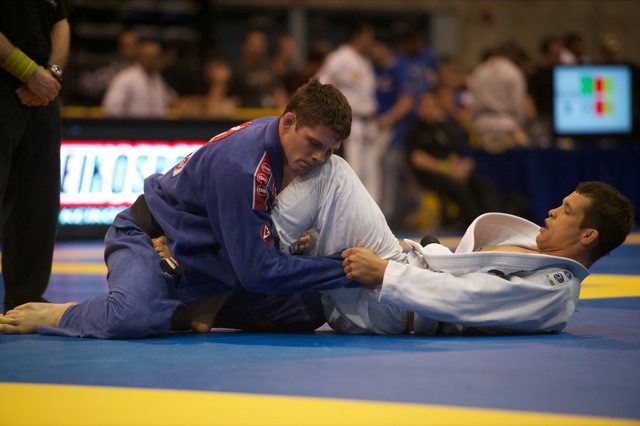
1;18;70;107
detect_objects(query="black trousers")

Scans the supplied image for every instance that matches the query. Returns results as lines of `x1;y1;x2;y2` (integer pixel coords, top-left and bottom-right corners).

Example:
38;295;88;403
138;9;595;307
0;77;61;312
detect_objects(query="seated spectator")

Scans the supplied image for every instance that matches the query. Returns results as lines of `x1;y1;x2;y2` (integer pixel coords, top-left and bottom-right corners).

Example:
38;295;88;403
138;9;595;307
202;52;237;117
405;91;501;231
76;29;140;105
102;40;176;118
172;52;237;118
270;33;298;96
229;29;288;109
162;38;207;98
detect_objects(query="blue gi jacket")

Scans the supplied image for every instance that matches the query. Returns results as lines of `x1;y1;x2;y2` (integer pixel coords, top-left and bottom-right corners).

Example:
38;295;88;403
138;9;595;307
145;117;350;303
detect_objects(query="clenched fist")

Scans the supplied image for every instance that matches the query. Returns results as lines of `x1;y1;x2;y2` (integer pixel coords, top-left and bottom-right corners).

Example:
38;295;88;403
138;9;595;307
341;247;388;289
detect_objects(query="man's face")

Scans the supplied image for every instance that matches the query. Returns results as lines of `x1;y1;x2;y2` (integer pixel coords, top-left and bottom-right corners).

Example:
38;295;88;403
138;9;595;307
280;113;341;176
138;42;163;73
536;191;592;253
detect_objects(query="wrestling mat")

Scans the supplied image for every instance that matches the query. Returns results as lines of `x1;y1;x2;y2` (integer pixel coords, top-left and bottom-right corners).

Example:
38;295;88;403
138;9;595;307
1;234;639;425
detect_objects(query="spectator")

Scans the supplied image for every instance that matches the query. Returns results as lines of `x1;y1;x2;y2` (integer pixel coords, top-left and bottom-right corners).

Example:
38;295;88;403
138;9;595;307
404;91;501;231
560;32;591;65
435;55;472;129
271;33;298;96
287;39;332;94
171;51;237;119
77;29;140;105
370;34;414;227
106;30;140;82
316;20;385;204
468;42;528;154
229;29;288;109
102;40;176;118
202;52;237;117
396;24;439;104
162;38;207;97
598;33;640;136
527;35;563;146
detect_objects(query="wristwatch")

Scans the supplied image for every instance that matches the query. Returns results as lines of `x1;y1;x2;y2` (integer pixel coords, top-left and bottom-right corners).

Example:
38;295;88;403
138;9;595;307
47;64;63;82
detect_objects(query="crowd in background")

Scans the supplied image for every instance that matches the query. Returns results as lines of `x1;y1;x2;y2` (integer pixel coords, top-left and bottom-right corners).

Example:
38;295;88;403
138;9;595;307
62;23;639;232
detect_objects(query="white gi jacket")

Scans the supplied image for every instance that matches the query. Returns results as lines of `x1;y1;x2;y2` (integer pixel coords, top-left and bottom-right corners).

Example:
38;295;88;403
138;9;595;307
381;213;589;335
272;156;589;335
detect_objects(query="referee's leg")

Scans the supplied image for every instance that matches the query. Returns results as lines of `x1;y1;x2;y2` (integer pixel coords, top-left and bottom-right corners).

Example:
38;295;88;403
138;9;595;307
2;100;60;311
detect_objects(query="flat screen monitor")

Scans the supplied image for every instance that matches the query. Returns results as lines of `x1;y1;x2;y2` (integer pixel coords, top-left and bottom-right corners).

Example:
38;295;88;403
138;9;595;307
553;65;633;138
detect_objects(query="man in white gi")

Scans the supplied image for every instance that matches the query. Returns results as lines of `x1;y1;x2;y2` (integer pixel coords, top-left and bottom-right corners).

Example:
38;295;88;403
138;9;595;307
316;21;386;204
273;157;634;335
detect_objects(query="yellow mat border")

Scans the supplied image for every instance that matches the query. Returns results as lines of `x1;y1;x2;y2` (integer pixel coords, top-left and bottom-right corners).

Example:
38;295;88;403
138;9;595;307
1;382;638;426
581;274;640;298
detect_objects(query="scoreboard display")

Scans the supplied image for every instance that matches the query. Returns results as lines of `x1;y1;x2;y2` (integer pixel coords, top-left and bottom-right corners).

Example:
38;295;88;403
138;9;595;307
553;65;634;138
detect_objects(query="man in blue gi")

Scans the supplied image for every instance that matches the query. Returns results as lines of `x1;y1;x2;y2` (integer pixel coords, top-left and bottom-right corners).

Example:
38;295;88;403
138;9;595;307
0;78;354;338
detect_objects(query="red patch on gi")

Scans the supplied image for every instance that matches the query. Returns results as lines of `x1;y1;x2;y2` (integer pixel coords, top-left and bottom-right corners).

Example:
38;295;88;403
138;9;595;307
260;223;272;244
253;152;272;211
172;152;194;177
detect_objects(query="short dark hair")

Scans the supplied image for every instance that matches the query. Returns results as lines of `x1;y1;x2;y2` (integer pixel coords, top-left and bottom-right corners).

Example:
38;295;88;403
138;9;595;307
540;35;562;55
576;181;635;263
564;32;583;47
347;20;373;42
282;78;352;142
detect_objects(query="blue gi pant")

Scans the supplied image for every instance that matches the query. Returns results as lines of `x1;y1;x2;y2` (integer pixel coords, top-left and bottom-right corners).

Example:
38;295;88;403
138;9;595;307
39;209;181;338
38;209;326;339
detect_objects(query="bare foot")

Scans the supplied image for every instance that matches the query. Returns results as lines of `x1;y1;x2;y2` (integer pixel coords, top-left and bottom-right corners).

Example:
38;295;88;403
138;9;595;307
184;294;232;334
0;302;78;334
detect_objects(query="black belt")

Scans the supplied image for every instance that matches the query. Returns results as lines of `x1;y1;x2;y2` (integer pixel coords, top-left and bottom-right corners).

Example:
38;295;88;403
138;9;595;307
130;194;164;239
130;194;185;276
405;311;414;333
405;311;447;335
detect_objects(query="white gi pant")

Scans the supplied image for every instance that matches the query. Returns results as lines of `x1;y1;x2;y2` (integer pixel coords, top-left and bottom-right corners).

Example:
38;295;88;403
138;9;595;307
343;118;389;206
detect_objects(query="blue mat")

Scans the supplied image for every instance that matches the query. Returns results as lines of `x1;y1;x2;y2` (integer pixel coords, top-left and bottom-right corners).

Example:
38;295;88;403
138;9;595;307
1;239;639;423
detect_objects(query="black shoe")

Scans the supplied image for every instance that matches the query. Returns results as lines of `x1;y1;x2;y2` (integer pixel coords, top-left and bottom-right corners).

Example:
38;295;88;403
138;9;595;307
420;235;441;247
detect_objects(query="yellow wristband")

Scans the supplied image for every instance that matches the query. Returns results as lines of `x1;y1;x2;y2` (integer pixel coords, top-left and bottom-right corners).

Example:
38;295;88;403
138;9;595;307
436;160;451;174
2;48;38;83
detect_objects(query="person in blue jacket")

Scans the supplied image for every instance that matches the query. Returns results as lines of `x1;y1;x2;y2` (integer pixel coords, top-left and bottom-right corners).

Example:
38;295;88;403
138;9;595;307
0;78;353;339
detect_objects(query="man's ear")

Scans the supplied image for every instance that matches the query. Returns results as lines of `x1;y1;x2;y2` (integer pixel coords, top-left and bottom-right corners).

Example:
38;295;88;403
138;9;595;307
580;228;599;247
283;112;296;130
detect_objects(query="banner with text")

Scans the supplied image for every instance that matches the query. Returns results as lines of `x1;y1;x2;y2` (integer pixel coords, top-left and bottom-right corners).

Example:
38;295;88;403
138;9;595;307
60;140;206;225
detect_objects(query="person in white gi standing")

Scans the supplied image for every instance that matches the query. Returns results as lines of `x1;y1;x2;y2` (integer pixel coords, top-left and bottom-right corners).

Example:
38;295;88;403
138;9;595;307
316;21;386;205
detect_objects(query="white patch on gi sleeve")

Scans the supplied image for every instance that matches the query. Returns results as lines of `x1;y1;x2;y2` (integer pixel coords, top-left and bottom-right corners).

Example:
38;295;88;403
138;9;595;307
544;270;570;287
